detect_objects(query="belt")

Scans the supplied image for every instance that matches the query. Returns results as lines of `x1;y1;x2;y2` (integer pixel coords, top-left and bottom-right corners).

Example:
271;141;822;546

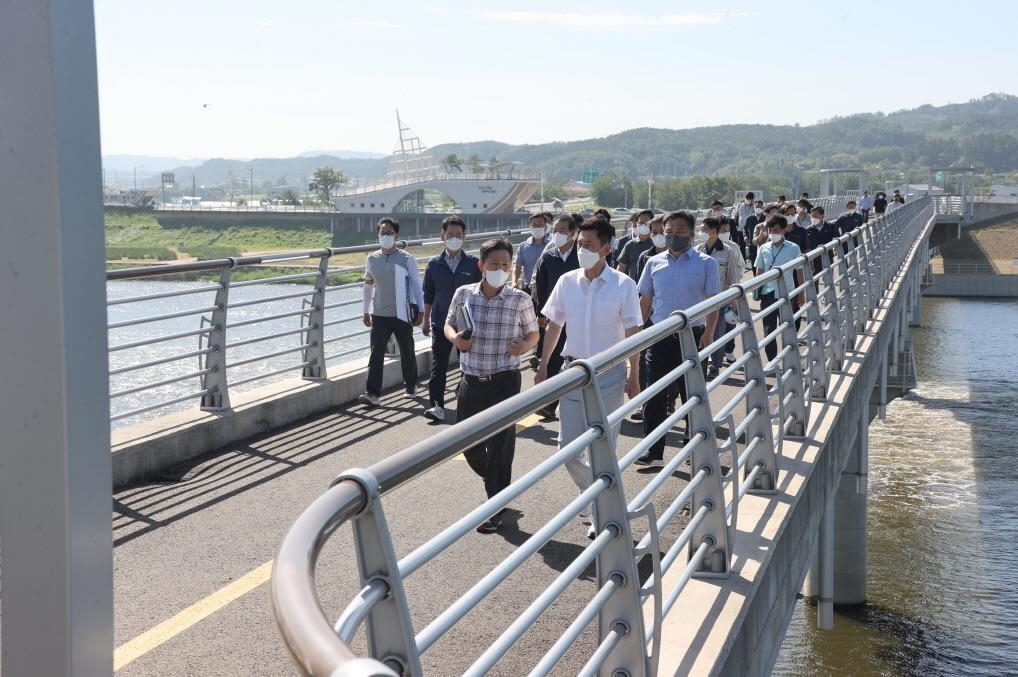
464;369;516;382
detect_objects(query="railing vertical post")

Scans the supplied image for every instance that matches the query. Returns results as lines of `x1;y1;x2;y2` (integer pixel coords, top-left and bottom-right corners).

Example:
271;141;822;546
800;256;828;401
676;324;733;576
844;238;867;343
819;248;845;372
734;292;777;493
835;240;858;349
334;470;421;677
772;272;807;437
302;254;330;380
201;267;232;409
574;363;650;677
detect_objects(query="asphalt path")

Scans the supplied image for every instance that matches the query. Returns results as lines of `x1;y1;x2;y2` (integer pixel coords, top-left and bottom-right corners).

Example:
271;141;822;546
113;296;772;675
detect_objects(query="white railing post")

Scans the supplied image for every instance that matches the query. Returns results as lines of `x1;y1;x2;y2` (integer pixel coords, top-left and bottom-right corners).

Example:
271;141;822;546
771;272;808;437
818;249;845;372
302;254;330;380
676;324;733;576
334;469;421;676
799;257;829;401
201;267;232;409
575;363;651;677
734;292;777;493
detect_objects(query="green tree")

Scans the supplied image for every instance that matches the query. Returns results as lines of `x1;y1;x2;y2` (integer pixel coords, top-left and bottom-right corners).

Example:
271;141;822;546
467;154;484;173
442;154;463;172
279;188;301;206
592;174;632;208
308;167;347;205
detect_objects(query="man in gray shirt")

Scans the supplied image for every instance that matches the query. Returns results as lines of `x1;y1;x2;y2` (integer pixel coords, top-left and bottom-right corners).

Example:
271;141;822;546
358;217;424;406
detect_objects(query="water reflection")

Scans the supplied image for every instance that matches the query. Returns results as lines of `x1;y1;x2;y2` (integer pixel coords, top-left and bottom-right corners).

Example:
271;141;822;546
773;298;1018;676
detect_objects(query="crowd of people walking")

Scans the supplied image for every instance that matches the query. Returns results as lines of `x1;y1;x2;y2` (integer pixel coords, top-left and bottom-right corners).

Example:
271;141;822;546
357;193;871;533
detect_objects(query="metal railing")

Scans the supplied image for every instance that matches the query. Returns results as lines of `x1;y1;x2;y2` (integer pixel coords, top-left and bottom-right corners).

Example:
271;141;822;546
105;229;526;427
155;204;337;213
271;198;935;675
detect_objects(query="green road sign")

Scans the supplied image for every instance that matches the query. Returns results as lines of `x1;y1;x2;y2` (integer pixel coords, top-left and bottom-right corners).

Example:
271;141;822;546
582;170;600;183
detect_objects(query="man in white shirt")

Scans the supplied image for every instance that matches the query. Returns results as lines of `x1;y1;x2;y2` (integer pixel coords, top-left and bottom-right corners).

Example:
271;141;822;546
696;216;746;379
536;218;642;536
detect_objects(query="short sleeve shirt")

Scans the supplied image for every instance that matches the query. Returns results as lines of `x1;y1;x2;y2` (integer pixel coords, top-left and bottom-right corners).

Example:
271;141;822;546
754;240;802;295
637;248;721;326
447;283;539;376
542;266;643;359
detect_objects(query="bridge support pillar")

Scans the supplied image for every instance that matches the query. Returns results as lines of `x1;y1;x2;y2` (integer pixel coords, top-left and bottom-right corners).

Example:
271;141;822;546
833;410;869;606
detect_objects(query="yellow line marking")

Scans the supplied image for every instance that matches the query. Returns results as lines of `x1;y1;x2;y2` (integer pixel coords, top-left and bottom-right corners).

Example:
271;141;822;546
114;560;273;671
113;409;551;664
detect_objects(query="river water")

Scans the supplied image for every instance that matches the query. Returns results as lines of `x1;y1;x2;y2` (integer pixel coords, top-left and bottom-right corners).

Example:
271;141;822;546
773;297;1018;675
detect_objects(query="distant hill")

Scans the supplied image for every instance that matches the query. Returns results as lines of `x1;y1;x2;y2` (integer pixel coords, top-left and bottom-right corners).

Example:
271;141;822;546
427;93;1018;180
130;93;1018;193
297;149;387;159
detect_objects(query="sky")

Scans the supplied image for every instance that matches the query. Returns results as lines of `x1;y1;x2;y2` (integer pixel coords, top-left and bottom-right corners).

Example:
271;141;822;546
94;0;1017;159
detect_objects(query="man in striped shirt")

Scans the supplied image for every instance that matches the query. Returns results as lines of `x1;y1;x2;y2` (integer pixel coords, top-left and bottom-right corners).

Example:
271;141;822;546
446;238;539;533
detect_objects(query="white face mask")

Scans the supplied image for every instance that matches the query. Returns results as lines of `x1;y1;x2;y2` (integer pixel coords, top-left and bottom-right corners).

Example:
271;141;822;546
379;234;395;249
636;223;651;236
694;232;708;246
552;232;570;248
484;268;509;288
445;237;463;252
577;247;601;269
755;208;764;215
531;227;546;239
810;217;822;227
719;232;731;242
651;234;667;248
745;199;752;204
769;232;783;243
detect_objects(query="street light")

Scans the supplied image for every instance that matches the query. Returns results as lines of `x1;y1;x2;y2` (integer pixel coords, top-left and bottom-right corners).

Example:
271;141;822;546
132;164;145;192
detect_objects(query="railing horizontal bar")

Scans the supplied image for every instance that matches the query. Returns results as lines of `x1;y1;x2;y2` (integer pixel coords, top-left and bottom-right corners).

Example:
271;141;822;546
762;344;794;373
229;362;312;388
629;432;706;511
108;305;219;329
323;344;370;362
576;627;622;677
109;368;211;398
635;467;708;558
226;307;313;329
108;347;210;375
109;388;213;421
738;463;765;501
463;528;614;677
226;289;316;309
321;316;361;329
661;539;712;617
229;344;310;369
733;409;762;447
706;353;756;397
229;271;321;288
713;378;757;421
322;328;371;346
618;395;701;472
334;579;388;643
653;505;711;584
321;298;362;312
528;575;620;677
229;325;311;349
606;358;695;430
400;430;605;577
414;472;609;653
108;325;212;352
106;283;223;306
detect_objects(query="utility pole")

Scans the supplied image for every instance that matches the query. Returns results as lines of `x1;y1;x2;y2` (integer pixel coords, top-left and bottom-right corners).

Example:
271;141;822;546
132;164;144;192
540;172;545;213
249;167;254;205
648;177;653;210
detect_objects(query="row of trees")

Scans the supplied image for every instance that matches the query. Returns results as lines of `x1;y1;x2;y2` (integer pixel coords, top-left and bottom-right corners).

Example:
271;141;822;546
440;153;499;173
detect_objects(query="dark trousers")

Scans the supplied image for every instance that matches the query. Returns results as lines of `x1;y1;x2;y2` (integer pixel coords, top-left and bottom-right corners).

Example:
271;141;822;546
366;315;417;396
428;327;454;408
760;291;780;362
458;371;522;498
643;326;706;457
542;326;566;413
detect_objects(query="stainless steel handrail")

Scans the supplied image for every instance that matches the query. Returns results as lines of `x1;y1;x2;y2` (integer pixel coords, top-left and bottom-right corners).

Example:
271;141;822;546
271;198;936;675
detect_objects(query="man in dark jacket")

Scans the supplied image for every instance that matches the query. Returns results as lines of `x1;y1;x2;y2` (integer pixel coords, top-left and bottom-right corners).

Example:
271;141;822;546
421;216;481;422
807;205;840;278
533;213;579;419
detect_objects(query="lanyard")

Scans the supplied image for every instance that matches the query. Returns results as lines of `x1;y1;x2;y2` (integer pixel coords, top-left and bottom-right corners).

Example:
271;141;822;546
768;242;786;272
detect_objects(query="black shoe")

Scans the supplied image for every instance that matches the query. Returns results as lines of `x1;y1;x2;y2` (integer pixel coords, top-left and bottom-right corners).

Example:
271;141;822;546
707;366;719;381
635;451;664;467
630;409;643;422
537;405;558;420
476;515;502;534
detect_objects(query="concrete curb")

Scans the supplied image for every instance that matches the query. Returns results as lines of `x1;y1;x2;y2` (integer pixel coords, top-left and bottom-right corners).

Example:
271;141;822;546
110;339;436;488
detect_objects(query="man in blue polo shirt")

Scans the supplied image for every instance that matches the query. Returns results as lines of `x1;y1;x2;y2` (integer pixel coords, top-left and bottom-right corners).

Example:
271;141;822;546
421;215;482;422
636;210;720;466
754;216;805;362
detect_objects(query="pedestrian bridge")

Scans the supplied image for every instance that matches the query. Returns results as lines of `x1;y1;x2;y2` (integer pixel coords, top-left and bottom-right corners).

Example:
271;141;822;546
12;197;935;676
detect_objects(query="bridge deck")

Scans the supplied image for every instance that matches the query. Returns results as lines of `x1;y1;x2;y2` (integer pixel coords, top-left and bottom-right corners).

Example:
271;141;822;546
112;362;756;675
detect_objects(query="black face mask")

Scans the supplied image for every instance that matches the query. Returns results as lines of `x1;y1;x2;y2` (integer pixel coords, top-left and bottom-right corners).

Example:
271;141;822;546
667;234;691;252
